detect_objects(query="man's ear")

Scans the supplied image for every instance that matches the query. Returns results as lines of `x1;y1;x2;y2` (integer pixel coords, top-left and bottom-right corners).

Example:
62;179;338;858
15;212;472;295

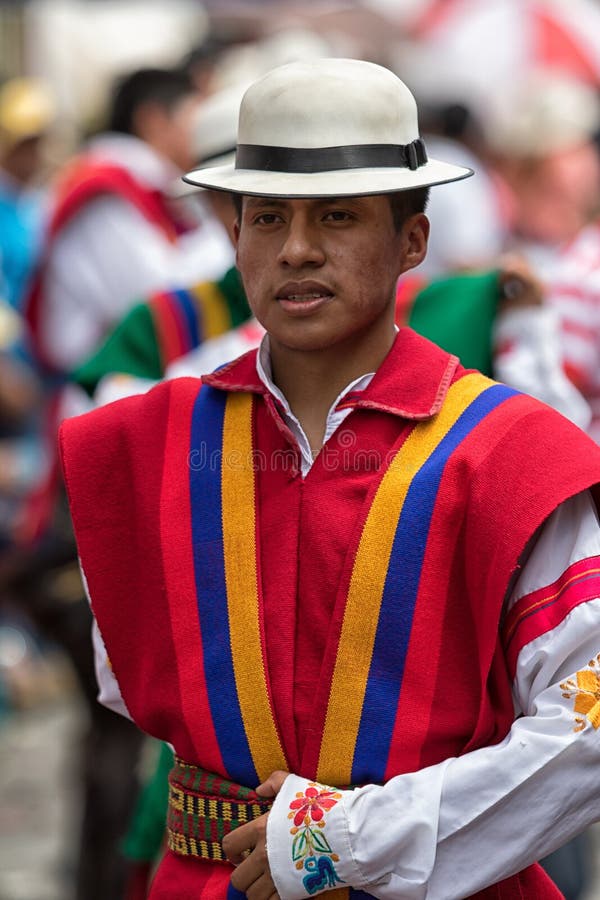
399;213;430;275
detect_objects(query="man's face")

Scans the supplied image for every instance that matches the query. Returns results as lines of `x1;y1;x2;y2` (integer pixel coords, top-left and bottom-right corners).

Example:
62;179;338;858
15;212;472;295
234;194;428;353
151;94;201;173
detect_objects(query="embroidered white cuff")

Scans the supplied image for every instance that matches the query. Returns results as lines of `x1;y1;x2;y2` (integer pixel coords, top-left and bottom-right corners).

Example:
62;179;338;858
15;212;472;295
266;764;448;900
267;774;363;899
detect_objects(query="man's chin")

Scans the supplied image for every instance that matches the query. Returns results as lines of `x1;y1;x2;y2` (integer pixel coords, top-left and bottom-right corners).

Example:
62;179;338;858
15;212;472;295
270;329;356;356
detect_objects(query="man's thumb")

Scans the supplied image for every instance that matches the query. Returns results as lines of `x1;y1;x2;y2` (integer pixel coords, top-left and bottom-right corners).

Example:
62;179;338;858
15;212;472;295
256;770;289;797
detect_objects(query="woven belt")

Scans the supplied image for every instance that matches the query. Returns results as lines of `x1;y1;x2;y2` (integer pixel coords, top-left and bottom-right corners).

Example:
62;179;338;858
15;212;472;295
167;757;273;861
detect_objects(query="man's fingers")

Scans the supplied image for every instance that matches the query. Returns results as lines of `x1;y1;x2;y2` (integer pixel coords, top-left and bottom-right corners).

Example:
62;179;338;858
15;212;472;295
229;838;269;891
223;819;256;865
223;813;268;866
230;852;264;892
245;871;278;900
255;769;289;797
223;810;275;895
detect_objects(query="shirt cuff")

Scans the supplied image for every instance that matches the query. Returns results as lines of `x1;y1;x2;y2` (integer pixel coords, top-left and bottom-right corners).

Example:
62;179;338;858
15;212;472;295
267;774;365;899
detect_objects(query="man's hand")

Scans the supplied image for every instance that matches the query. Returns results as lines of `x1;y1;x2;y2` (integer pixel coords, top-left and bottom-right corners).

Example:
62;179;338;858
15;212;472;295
223;770;289;899
497;254;545;311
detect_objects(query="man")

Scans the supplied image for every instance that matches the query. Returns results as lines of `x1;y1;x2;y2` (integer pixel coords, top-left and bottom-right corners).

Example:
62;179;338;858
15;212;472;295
60;59;600;899
27;66;231;373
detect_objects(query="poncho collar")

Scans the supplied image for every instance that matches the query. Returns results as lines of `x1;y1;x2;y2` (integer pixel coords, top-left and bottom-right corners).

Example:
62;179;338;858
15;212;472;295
202;327;459;421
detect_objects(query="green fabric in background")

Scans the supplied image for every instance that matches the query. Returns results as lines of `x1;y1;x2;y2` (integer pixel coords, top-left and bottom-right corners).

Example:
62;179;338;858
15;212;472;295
219;265;251;328
408;270;500;377
74;301;161;394
122;741;174;862
72;267;250;396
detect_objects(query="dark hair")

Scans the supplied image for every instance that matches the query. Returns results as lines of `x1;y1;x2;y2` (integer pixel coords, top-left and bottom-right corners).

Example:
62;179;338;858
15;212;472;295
231;188;430;231
388;188;430;230
232;192;243;218
108;68;195;135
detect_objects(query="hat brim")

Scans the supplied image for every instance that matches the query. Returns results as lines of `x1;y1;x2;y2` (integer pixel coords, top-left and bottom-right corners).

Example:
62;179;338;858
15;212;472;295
182;156;473;198
170;152;237;198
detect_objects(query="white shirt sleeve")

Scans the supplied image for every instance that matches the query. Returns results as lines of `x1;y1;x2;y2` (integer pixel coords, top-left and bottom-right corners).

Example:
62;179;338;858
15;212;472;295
40;196;234;371
90;618;131;720
267;490;600;899
81;564;131;720
493;305;592;431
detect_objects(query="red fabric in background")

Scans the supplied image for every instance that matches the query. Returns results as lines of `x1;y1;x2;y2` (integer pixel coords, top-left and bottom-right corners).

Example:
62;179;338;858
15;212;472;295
25;160;179;370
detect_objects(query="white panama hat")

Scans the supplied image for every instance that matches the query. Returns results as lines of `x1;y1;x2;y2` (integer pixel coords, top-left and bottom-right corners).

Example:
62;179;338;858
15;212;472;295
183;58;473;198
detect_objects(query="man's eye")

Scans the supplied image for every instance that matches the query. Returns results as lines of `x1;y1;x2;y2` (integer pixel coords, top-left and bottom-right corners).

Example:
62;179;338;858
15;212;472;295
323;210;353;222
254;213;281;225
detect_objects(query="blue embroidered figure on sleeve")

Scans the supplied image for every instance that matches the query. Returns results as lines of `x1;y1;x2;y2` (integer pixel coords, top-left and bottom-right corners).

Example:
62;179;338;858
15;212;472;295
303;856;344;894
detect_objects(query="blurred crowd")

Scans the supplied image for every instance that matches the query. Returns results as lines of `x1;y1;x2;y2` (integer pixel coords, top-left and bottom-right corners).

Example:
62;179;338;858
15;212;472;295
2;1;600;899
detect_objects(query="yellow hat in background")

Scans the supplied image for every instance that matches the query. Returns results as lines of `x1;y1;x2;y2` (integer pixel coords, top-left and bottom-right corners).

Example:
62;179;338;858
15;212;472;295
0;78;55;150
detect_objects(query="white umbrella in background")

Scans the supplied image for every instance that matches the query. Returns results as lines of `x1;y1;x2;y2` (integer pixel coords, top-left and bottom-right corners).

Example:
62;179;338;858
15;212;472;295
395;0;600;122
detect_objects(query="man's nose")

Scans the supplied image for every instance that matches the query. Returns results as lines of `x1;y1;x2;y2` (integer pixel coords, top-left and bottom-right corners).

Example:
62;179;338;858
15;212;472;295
277;219;326;267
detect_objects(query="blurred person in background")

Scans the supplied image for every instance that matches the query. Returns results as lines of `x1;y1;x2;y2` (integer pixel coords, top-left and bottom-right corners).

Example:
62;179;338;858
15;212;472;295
70;29;337;401
0;301;45;553
483;72;600;900
487;73;600;268
0;77;56;555
13;64;214;900
0;77;54;314
25;65;225;375
72;80;252;405
487;74;600;450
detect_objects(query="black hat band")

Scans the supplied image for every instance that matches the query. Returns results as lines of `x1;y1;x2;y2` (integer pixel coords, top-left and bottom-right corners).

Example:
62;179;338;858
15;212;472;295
235;138;428;173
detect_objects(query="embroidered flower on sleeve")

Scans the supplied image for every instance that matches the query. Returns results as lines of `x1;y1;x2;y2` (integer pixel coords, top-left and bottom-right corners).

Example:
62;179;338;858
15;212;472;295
561;653;600;732
289;785;341;826
288;783;344;895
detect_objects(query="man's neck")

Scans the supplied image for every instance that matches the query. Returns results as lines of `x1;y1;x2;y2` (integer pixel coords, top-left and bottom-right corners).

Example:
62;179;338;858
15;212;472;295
269;324;396;454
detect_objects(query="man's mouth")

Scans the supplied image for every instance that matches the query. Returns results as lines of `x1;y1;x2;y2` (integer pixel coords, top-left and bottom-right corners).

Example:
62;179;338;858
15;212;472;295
284;292;330;301
275;282;334;314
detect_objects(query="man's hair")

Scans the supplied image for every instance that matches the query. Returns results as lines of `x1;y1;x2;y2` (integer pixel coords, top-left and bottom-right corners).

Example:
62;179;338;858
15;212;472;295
388;188;430;230
108;68;195;135
231;188;430;231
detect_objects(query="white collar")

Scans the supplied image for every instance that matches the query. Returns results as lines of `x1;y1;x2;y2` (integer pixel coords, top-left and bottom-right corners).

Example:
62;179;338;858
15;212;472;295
256;332;375;412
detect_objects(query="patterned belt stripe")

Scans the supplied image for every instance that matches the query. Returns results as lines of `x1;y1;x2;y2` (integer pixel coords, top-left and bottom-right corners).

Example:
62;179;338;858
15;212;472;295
167;759;273;861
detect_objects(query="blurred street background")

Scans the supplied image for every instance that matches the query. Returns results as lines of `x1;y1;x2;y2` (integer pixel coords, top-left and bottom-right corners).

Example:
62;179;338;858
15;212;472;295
2;1;600;898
